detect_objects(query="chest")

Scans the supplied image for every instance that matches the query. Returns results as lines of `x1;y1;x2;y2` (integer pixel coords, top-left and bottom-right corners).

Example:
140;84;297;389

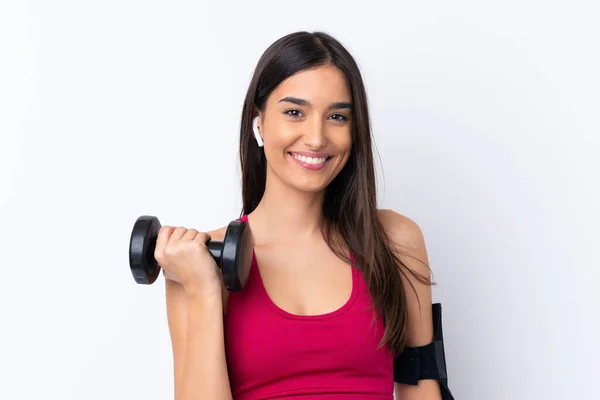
253;241;354;316
224;281;394;393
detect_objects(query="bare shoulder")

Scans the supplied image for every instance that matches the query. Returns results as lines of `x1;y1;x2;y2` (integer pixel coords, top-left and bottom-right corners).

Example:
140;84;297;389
378;210;435;356
206;225;227;241
376;208;426;254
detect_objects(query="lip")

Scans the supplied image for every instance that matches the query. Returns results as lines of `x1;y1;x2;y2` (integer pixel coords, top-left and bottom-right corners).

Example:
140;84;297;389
287;152;332;171
288;151;332;158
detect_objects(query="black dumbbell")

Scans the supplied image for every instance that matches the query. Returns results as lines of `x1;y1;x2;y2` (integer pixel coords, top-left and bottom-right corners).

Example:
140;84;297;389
128;215;253;291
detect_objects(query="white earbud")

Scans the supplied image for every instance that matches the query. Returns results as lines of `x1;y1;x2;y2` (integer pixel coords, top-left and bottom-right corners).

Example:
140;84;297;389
252;116;264;147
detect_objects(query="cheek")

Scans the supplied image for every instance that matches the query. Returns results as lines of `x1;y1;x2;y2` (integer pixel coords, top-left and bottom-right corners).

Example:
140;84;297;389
334;133;353;154
338;135;353;164
262;136;292;164
264;119;297;150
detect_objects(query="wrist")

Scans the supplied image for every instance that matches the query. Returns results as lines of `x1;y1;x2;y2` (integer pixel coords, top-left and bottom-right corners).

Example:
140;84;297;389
185;282;222;303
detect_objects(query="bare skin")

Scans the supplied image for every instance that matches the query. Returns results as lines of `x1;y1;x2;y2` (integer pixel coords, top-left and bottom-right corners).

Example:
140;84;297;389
163;64;441;399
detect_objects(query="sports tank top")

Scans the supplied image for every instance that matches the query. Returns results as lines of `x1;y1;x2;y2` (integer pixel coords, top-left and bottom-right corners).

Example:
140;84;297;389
224;215;394;399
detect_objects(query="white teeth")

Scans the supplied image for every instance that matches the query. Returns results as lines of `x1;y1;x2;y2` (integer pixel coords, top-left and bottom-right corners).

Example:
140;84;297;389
292;154;327;164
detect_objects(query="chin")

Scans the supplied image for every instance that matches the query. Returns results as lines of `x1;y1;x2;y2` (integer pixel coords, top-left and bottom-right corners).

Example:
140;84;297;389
278;174;328;194
295;183;329;194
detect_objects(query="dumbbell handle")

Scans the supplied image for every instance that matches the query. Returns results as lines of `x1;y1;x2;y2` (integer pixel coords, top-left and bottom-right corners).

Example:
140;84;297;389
206;241;224;268
147;238;225;269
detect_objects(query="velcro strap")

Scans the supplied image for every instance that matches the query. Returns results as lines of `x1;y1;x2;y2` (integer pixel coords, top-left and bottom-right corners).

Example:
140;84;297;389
393;339;447;384
393;303;448;385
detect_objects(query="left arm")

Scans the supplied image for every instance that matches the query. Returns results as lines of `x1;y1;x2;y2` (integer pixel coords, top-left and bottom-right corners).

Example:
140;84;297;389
378;209;442;400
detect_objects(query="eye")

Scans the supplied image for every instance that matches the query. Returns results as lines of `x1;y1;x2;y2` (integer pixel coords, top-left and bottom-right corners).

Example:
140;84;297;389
284;109;303;118
330;113;348;122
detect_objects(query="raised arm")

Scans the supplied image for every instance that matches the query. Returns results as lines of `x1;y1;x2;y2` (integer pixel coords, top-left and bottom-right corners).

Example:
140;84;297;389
163;226;233;400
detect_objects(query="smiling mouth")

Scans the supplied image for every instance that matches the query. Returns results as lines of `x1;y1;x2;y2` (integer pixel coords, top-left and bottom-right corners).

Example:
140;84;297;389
287;152;333;170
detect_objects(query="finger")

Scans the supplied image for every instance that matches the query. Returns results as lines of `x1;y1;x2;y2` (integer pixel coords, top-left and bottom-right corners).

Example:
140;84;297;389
183;228;199;241
193;232;211;246
155;226;175;256
169;226;188;243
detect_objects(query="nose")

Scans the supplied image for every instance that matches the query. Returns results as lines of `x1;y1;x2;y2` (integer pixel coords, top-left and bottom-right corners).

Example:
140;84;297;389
303;119;327;149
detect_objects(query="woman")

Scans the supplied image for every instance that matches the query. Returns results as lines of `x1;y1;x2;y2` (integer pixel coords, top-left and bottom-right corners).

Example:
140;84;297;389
155;31;449;399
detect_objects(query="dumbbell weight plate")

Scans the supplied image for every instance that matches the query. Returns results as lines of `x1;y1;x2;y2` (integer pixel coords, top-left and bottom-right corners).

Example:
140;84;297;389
129;215;162;284
220;220;253;291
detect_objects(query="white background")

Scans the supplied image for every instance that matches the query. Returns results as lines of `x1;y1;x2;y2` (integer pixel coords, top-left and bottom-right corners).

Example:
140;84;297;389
1;1;598;399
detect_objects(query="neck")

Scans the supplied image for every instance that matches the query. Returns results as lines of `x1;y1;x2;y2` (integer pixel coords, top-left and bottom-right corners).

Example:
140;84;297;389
248;175;325;245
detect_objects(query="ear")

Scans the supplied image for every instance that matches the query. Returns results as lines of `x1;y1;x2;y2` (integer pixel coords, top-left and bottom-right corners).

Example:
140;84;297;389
252;114;264;148
254;110;266;133
254;108;264;124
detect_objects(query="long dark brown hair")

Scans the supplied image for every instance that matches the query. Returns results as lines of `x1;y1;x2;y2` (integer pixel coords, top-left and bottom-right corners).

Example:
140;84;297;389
238;31;431;356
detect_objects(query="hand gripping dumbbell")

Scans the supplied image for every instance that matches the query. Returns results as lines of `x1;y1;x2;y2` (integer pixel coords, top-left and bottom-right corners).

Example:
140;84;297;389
128;215;253;291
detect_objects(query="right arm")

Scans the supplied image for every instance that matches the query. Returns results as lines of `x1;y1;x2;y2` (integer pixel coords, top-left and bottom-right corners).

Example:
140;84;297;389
182;290;232;399
164;227;232;400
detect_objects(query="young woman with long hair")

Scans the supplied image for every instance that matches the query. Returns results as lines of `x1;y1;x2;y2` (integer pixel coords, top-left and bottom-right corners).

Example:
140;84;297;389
156;31;447;400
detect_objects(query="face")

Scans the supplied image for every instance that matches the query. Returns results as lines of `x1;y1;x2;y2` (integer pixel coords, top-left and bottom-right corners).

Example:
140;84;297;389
256;64;353;193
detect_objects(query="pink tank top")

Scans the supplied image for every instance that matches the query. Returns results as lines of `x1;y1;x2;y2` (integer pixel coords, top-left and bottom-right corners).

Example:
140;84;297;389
224;215;394;399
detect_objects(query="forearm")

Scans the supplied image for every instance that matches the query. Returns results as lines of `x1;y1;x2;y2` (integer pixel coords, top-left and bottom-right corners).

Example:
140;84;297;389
395;381;442;400
178;293;232;400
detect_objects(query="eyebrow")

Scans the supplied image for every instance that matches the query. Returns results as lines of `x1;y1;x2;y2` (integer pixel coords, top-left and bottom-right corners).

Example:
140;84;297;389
278;96;352;110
